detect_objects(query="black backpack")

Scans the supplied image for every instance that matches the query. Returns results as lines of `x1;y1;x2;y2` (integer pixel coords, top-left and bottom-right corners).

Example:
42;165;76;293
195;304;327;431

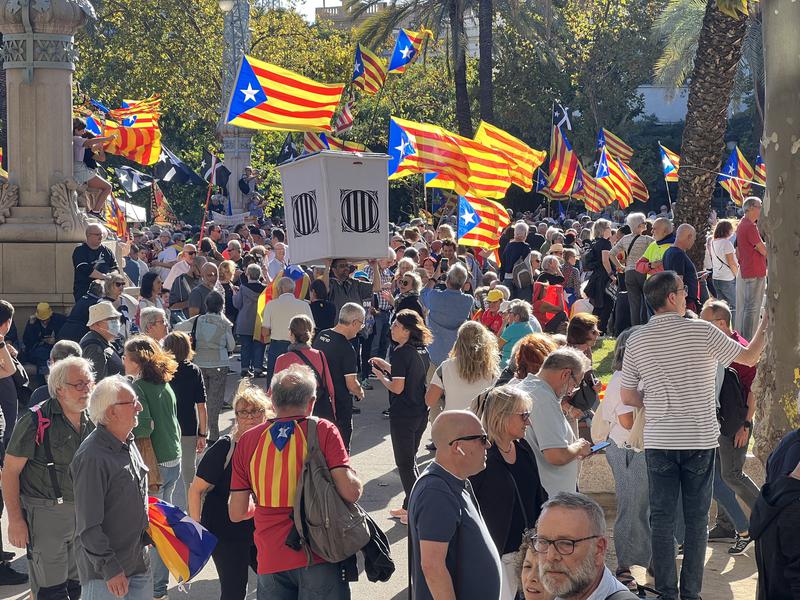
718;366;748;437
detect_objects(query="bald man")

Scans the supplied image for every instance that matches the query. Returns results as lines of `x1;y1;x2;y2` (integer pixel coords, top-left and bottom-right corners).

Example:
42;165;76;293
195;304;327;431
188;262;219;317
407;411;502;600
72;224;119;302
663;223;700;312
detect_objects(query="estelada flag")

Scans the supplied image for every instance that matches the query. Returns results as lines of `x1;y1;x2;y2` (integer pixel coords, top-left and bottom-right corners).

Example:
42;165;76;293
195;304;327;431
147;497;216;584
104;195;128;240
253;265;311;341
352;44;387;96
103;118;162;166
388;28;432;73
248;420;309;508
226;55;345;133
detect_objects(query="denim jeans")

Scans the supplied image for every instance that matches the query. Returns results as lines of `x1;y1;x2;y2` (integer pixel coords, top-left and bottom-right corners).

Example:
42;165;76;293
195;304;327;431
734;275;765;341
83;573;153;600
257;562;349;600
646;449;714;600
713;448;748;533
712;278;736;322
605;441;651;568
239;334;265;373
265;340;290;388
151;462;182;597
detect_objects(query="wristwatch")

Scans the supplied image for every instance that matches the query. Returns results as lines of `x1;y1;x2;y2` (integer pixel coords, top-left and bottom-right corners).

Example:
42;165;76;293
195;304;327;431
743;421;753;430
198;432;208;438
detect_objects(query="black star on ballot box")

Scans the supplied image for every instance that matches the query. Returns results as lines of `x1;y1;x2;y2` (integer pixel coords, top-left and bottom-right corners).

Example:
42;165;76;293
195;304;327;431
276;150;390;264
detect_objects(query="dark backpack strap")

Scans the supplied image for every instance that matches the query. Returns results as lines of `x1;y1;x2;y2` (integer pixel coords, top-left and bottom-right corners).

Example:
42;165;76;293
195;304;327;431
30;404;63;504
190;316;199;350
625;234;641;260
292;350;328;396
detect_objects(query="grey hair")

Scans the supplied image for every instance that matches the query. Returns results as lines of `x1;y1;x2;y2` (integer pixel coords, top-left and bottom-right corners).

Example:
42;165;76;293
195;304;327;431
48;356;94;399
643;270;681;310
227;239;242;251
653;217;674;235
541;255;561;273
513;221;529;239
89;375;138;425
701;298;732;326
612;325;642;372
545;227;560;242
103;272;127;296
508;300;532;322
338;302;366;325
277;276;295;294
246;263;263;281
140;307;166;334
625;212;647;231
270;363;316;409
50;340;82;363
591;219;612;240
540;347;592;376
445;263;468;289
743;196;762;211
538;491;606;537
403;270;423;293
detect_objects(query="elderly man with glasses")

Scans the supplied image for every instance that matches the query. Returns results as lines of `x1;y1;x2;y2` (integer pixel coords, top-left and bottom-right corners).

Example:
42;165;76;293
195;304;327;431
72;224;119;303
2;357;96;599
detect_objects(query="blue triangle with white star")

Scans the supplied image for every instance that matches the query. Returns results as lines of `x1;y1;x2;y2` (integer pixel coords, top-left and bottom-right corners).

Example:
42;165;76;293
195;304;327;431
457;196;481;238
352;45;365;82
226;57;267;123
388;30;416;72
388;118;415;176
596;148;610;179
718;147;739;183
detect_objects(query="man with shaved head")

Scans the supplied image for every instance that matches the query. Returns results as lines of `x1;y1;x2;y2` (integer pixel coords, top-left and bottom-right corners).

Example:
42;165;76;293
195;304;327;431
72;224;119;302
408;410;501;599
663;223;700;312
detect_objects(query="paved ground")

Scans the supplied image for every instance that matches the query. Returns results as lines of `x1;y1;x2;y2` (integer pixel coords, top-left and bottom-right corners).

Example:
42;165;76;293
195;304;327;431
0;365;759;600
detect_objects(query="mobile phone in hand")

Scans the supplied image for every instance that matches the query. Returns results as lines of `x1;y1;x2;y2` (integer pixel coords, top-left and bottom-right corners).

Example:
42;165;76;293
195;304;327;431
590;440;611;454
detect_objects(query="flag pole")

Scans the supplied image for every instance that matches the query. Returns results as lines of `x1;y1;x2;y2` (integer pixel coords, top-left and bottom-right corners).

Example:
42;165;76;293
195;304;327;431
199;154;217;245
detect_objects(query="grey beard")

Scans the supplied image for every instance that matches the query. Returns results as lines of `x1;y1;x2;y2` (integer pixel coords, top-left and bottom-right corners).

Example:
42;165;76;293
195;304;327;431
539;550;597;598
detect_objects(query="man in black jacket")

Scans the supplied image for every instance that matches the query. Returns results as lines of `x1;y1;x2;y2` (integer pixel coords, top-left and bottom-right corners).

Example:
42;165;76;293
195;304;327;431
79;302;124;382
72;224;119;302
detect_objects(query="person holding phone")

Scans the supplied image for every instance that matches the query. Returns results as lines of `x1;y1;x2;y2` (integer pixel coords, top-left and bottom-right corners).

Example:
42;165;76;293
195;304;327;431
371;309;432;525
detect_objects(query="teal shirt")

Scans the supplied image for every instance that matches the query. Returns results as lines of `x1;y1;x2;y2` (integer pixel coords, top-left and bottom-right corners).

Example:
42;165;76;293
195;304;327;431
500;321;536;367
131;379;181;464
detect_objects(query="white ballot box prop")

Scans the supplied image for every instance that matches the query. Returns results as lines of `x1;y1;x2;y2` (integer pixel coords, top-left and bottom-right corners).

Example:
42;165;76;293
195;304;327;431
277;151;390;264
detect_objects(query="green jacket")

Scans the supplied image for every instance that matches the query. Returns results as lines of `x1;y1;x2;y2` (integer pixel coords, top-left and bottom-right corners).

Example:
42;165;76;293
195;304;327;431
131;379;181;464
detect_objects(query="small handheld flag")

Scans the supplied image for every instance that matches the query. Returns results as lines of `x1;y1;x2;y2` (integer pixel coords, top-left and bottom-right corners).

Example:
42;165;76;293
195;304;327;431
658;143;680;182
333;101;355;135
457;196;511;251
754;153;766;186
718;146;754;206
596;148;632;208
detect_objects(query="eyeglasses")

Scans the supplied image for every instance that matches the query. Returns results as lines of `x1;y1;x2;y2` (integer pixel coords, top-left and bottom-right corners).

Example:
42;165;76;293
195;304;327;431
400;279;411;285
114;401;138;407
448;433;490;446
516;411;531;422
64;380;93;391
529;535;600;555
114;282;125;288
236;408;266;418
568;370;581;390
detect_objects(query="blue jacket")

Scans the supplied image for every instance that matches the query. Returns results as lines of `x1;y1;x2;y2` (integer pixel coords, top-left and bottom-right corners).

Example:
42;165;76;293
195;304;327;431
421;287;474;365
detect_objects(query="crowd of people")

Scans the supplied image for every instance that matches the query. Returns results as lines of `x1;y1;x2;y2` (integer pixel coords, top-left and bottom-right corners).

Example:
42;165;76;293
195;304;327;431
0;192;794;600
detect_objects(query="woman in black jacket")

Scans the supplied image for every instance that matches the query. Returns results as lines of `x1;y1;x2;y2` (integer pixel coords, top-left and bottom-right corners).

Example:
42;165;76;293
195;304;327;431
471;385;548;600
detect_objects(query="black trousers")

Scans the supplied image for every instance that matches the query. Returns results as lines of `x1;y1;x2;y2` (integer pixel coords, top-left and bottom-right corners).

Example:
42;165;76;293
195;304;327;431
212;539;258;600
389;414;428;509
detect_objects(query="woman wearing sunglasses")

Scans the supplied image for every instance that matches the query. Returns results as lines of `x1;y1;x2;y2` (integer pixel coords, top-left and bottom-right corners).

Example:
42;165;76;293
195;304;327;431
470;385;548;600
390;271;425;320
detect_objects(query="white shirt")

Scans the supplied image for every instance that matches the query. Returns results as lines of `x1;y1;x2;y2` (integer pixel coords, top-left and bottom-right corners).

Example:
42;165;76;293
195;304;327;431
261;292;314;341
430;358;495;412
267;257;287;281
710;238;738;281
600;371;635;447
163;259;191;291
556;566;627;600
156;245;180;280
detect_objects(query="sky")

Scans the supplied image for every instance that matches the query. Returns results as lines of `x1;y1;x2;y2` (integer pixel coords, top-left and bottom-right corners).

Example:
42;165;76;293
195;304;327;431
298;0;338;22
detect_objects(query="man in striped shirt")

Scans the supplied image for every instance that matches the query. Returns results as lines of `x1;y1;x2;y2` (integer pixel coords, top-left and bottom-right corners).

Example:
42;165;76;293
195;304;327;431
620;271;766;600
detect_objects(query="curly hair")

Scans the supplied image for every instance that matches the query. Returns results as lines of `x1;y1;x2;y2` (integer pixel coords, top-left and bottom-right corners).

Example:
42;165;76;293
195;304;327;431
514;333;559;380
450;321;499;383
124;335;178;384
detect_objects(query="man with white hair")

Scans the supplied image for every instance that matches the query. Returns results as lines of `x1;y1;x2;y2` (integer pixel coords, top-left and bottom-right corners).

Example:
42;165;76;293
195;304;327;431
421;263;474;368
2;357;96;599
163;243;197;291
72;224;119;303
267;242;288;280
139;307;169;342
261;276;314;386
735;196;767;339
71;376;149;600
499;221;531;284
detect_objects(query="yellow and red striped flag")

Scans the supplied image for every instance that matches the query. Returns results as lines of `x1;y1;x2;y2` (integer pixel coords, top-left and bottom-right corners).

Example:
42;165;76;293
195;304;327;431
754;153;766;186
457;196;511;250
548;125;579;195
596;148;632;208
248;422;308;507
576;164;613;213
103;118;162;166
0;147;6;179
719;146;754;205
474;121;546;192
659;143;680;182
388;116;471;197
425;133;512;199
388;28;432;73
226;55;344;132
352;44;387;96
303;132;367;153
104;195;128;240
619;161;649;202
597;128;634;163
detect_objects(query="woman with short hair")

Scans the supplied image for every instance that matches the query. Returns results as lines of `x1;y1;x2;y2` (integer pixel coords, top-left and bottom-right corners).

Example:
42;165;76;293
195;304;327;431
516;534;555;600
501;221;532;288
392;270;425;319
499;301;541;368
611;212;654;326
471;386;547;600
584;219;615;334
218;260;240;325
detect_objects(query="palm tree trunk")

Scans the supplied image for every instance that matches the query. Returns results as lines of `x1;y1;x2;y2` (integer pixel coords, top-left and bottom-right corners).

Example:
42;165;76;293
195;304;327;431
752;0;800;464
449;0;472;137
675;0;748;266
478;0;493;123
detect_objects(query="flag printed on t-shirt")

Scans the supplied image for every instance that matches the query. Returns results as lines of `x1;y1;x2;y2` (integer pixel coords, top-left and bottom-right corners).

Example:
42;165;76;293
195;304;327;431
248;420;308;507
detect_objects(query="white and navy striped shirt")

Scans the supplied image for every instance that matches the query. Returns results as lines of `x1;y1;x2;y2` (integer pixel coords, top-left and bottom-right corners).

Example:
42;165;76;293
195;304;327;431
620;313;743;450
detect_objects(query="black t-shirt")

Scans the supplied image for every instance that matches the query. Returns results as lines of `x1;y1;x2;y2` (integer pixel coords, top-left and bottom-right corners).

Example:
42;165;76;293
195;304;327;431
72;243;119;298
503;444;540;554
310;300;337;335
170;361;207;436
313;329;358;415
536;272;565;286
196;436;255;541
389;343;430;417
527;232;546;252
663;246;699;305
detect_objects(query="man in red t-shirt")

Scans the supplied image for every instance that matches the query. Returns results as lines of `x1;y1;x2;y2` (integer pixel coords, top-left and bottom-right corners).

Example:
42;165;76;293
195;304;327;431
229;363;362;598
479;289;505;336
734;197;767;340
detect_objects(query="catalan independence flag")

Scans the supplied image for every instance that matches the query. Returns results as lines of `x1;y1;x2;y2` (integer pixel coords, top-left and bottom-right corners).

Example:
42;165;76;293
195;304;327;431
303;132;367;154
474;121;546;192
596;148;632;208
597;128;634;163
147;497;216;584
659;143;680;182
426;133;512;199
457;196;511;251
388;117;471;197
352;44;387;96
388;28;432;73
254;265;310;341
754;153;766;186
104;196;128;240
548;106;579;195
248;420;308;507
226;55;345;132
103;118;162;166
719;145;754;206
534;168;569;201
619;161;649;203
576;164;613;213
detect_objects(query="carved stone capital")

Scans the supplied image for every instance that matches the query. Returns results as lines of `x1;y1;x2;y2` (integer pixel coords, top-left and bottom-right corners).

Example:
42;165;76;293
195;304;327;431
0;181;20;224
50;179;88;233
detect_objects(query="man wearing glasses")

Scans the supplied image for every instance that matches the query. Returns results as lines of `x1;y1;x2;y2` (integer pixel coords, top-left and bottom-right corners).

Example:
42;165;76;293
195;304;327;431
2;357;96;596
408;410;502;600
163;243;197;292
532;492;636;599
72;224;119;303
515;348;593;496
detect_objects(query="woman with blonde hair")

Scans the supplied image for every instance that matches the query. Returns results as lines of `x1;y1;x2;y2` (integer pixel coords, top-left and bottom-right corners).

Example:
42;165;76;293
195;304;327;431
122;335;181;600
470;386;547;600
426;321;499;413
392;270;425;319
189;380;272;600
